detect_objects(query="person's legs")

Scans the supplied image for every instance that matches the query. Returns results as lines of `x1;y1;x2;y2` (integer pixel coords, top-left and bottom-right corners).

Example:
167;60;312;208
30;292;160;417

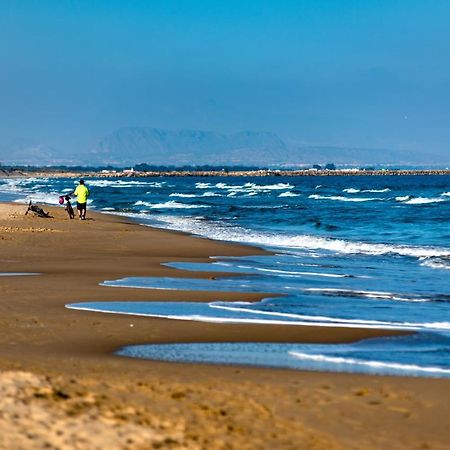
77;202;86;219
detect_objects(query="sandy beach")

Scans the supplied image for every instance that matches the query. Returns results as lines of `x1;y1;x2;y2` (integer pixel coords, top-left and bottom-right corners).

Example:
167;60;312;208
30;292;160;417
0;201;449;449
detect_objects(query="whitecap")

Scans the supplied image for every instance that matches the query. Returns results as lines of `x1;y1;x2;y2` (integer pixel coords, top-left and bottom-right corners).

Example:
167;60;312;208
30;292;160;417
362;188;390;193
278;192;300;197
139;215;450;259
134;200;209;209
195;182;213;189
88;180;163;188
169;193;198;198
309;194;382;202
403;197;445;205
420;257;450;270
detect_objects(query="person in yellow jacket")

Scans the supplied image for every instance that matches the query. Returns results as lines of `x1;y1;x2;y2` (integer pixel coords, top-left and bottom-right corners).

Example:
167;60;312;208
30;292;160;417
71;179;90;220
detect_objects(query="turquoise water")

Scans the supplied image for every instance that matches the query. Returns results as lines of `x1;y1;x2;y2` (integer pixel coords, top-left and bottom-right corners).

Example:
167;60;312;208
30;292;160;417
2;175;450;377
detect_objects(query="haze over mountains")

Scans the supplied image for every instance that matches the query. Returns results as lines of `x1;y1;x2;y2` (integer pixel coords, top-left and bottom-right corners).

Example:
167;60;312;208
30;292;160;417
0;127;444;167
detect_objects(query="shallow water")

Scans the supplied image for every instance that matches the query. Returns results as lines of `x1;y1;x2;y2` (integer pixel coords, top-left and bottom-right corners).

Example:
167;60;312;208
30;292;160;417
2;174;450;377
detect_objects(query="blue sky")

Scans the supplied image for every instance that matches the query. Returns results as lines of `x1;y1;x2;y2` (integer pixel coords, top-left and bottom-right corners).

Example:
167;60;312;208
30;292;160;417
1;0;449;157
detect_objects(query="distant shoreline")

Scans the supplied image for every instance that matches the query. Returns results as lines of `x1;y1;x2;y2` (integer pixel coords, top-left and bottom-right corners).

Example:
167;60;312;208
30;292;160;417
1;167;450;178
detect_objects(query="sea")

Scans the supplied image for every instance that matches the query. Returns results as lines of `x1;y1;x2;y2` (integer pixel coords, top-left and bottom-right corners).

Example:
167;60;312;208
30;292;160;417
1;174;449;378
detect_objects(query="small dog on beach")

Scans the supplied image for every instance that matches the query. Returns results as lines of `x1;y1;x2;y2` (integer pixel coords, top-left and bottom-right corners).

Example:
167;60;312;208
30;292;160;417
59;195;75;219
64;195;75;219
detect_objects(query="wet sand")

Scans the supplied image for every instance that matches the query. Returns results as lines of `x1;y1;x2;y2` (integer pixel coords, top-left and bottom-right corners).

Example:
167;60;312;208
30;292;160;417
0;202;448;449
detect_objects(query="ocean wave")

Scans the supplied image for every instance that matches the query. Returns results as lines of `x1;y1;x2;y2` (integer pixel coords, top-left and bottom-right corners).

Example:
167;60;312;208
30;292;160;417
364;188;391;193
68;300;450;331
14;192;66;205
441;192;450;197
420;256;450;270
343;188;390;194
309;194;382;202
144;215;450;258
88;180;164;188
254;267;351;278
195;182;213;189
401;197;445;205
395;195;411;202
288;352;450;375
169;193;198;198
303;288;429;302
215;182;294;191
134;200;210;209
245;182;294;190
210;303;450;331
278;192;300;197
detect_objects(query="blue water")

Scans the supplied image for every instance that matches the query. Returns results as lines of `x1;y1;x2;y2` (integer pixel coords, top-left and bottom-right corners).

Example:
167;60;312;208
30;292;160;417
2;175;450;377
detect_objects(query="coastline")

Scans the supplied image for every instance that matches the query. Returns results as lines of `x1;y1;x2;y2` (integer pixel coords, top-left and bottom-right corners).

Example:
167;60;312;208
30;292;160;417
0;202;449;449
2;168;450;179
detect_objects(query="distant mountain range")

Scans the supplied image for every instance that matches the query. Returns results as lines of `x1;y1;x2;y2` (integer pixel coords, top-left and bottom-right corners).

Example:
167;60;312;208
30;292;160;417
0;127;446;167
92;128;288;166
0;138;76;166
90;127;437;166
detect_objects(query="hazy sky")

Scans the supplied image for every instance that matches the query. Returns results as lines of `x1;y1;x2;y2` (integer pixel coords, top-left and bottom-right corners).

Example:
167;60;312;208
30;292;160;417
1;0;450;157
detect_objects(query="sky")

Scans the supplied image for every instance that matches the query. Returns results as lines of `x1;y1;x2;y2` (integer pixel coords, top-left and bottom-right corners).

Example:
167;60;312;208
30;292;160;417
1;0;450;159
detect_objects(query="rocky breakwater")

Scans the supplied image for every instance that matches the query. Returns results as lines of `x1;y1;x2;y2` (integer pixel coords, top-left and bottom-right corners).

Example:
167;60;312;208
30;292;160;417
92;168;450;178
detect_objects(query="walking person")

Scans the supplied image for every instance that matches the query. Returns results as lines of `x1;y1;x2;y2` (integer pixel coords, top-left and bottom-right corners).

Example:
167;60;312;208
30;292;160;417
71;179;90;220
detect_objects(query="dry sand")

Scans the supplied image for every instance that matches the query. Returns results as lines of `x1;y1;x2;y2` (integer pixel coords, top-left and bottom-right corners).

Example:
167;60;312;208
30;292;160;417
0;202;448;449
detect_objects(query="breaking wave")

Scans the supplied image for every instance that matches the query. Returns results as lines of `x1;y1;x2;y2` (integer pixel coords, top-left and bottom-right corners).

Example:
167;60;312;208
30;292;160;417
309;194;382;202
134;200;210;209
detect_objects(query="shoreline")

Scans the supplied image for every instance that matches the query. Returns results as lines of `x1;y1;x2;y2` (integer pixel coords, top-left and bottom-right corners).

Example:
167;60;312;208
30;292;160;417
0;202;449;449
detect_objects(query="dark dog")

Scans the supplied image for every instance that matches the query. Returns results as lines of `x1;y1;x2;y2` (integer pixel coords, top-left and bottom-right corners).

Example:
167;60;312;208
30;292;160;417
64;195;75;219
25;201;52;218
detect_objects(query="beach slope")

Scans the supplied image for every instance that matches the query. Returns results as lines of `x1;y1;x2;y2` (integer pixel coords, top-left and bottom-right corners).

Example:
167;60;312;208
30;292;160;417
0;203;448;449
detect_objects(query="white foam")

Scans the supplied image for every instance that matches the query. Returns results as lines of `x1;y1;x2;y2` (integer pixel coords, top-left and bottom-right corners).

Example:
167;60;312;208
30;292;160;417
195;182;213;189
143;215;450;259
169;193;198;198
278;192;300;197
304;288;429;302
209;302;450;330
88;180;164;188
343;188;390;194
134;200;209;209
403;197;445;205
420;257;450;270
255;267;350;278
65;303;420;330
14;192;62;205
363;188;390;193
214;182;294;192
309;194;382;202
288;352;450;375
395;196;411;202
441;192;450;197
